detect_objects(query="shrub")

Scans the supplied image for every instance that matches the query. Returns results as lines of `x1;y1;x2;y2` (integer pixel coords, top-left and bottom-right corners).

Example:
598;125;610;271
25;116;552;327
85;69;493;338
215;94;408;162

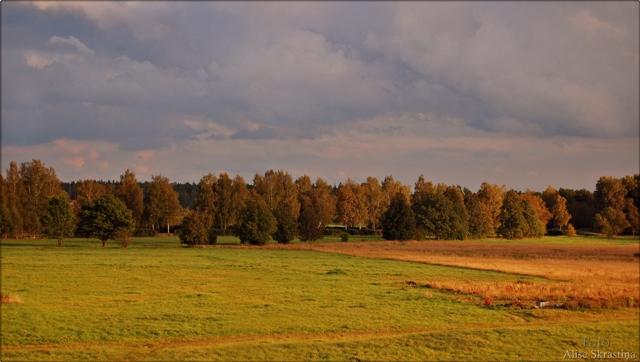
179;211;212;246
340;232;350;242
566;224;577;237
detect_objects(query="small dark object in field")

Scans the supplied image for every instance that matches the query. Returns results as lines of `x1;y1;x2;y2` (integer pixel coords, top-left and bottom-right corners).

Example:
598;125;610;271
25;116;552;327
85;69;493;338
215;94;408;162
340;232;350;242
405;280;417;287
326;268;347;275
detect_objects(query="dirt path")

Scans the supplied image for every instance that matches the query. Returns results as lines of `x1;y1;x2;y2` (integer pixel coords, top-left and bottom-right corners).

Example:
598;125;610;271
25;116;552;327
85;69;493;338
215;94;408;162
3;317;636;354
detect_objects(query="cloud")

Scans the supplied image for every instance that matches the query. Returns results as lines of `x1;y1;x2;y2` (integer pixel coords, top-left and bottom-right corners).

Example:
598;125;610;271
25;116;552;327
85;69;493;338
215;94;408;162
48;35;94;55
24;52;54;69
2;2;638;189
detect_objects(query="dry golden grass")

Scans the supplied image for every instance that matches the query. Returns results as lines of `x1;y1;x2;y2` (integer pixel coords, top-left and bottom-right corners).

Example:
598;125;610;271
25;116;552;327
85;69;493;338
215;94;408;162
0;294;22;304
271;240;640;309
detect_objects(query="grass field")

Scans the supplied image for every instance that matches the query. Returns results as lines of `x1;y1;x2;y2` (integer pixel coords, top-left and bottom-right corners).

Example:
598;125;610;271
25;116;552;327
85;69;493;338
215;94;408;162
1;236;639;360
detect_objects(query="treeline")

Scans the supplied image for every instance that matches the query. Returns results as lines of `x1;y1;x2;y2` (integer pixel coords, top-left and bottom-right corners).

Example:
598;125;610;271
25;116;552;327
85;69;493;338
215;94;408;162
0;159;638;246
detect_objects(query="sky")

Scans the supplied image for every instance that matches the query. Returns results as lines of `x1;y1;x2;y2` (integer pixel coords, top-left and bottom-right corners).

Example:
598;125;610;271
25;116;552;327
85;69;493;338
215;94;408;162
1;2;638;191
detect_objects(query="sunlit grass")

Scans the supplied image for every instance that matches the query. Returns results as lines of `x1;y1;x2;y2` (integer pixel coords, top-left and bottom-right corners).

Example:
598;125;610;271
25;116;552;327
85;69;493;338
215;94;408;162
1;236;638;360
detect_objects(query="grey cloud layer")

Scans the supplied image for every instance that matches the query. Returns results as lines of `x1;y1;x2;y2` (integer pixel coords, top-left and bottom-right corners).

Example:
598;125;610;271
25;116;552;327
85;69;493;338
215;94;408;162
1;2;638;188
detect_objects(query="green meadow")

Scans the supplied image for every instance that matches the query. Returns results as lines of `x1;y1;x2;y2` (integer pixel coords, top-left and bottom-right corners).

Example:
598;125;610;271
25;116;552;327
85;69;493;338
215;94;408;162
1;237;638;361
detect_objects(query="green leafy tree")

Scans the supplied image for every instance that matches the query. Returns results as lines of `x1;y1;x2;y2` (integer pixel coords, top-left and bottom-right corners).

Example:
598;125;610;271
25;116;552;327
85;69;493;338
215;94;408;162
254;170;300;242
78;195;134;247
498;191;528;239
412;179;468;240
382;193;416;240
237;193;277;245
42;194;76;247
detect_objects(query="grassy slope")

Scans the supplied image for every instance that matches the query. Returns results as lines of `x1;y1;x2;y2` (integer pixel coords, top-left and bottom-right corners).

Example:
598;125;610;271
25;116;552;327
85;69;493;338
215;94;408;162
1;237;638;360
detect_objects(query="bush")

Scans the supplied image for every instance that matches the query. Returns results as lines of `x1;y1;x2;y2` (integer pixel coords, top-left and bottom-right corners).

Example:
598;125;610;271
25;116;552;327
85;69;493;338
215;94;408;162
340;232;350;242
179;211;212;246
566;224;577;237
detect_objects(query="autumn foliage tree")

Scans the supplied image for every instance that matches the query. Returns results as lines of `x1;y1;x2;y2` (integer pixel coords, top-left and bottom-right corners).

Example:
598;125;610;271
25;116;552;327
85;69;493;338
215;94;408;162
336;179;367;228
18;160;64;236
145;175;181;233
115;169;144;229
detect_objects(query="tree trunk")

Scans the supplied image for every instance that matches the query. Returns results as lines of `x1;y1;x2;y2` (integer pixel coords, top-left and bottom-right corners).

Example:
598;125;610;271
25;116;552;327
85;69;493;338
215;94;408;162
167;223;170;234
58;239;63;247
102;240;106;247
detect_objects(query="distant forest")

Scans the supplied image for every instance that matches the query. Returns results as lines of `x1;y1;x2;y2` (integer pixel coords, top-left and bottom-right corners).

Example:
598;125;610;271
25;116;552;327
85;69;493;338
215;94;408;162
1;159;638;245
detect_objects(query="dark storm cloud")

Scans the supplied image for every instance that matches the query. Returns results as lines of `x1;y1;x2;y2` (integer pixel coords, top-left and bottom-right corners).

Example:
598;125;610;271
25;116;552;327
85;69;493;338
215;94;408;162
1;2;637;188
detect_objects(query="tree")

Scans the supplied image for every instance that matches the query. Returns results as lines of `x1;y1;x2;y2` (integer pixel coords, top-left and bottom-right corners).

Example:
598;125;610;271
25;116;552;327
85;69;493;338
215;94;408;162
412;180;468;240
42;194;76;247
559;188;596;230
298;194;323;241
195;173;218;224
19;160;63;236
382;193;416;240
382;175;411;205
522;197;545;238
595;207;629;238
336;180;367;228
179;211;216;246
145;175;181;233
465;192;491;239
214;173;248;233
297;178;335;241
477;182;505;237
237;192;276;245
4;162;24;237
0;175;12;238
497;191;528;239
550;194;571;233
314;178;336;227
254;170;300;243
77;195;134;247
362;177;385;232
521;192;552;234
115;170;144;228
542;186;572;233
75;180;110;210
624;198;639;235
